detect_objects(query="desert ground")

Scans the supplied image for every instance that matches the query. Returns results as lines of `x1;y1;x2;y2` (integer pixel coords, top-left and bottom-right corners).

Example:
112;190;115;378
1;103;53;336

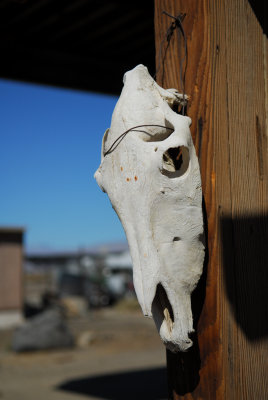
0;304;168;400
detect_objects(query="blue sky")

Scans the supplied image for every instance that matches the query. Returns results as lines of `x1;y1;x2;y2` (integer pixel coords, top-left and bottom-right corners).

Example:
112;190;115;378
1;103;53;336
0;79;126;251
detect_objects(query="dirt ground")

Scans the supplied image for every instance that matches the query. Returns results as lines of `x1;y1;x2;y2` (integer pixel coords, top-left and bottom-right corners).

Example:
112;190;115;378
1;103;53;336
0;307;168;400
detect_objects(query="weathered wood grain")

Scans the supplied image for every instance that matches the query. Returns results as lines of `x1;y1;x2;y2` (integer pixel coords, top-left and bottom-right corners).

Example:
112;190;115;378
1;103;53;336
155;2;223;398
154;0;268;399
221;2;268;399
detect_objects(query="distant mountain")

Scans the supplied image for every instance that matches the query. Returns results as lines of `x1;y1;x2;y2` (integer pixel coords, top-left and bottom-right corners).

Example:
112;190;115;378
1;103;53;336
26;241;129;257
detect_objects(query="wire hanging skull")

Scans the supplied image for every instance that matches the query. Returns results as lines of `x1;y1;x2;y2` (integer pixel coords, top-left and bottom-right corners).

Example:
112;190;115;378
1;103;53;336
94;65;205;352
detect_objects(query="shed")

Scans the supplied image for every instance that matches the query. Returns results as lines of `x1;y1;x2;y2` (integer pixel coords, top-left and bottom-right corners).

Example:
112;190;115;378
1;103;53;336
0;227;24;328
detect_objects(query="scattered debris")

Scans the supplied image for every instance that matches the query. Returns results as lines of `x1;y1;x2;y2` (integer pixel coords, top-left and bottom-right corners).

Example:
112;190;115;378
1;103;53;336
76;330;96;348
12;308;74;352
61;296;88;318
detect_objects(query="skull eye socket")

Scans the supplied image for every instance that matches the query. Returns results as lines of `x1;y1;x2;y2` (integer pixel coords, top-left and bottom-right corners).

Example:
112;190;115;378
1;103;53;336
161;146;189;178
141;121;174;142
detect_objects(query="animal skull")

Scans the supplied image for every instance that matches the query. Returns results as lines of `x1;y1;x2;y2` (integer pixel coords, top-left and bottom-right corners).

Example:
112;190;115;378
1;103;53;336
94;65;204;352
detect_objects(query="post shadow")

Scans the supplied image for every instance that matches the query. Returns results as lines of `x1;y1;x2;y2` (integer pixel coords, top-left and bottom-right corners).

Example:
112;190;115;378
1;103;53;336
248;0;267;36
220;214;268;340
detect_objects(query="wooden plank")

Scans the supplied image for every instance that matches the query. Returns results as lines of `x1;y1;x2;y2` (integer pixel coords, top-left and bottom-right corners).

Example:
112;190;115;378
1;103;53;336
155;2;224;398
220;2;268;399
0;244;23;310
154;1;268;399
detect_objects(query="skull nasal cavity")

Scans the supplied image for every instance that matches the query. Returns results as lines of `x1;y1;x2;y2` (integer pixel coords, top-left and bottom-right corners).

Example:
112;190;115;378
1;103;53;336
162;146;189;178
152;284;174;335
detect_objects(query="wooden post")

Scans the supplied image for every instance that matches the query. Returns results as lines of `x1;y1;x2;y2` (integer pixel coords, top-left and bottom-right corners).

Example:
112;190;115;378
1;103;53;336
154;1;268;399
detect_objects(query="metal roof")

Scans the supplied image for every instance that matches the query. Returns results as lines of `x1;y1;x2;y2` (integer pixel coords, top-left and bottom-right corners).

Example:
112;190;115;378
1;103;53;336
0;0;155;95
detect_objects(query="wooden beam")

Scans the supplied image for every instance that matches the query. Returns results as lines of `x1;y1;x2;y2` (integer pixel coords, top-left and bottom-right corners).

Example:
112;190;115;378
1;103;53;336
154;1;268;399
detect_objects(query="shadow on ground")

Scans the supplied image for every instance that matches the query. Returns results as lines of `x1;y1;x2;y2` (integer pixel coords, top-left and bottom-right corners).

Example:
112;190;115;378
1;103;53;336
57;366;167;399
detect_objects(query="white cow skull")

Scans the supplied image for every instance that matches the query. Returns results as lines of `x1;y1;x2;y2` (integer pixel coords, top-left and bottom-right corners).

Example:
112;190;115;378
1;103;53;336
94;65;204;352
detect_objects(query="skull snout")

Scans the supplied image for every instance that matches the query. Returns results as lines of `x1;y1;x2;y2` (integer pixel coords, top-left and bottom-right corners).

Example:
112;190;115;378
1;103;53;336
152;283;194;352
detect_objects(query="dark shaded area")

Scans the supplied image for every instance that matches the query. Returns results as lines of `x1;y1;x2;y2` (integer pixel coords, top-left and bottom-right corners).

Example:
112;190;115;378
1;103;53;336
164;147;183;171
24;290;59;318
152;284;178;352
153;283;175;322
166;198;208;397
58;366;167;400
221;215;268;340
166;333;201;398
248;0;267;36
0;0;155;95
197;117;203;161
23;302;44;318
0;228;24;244
192;197;208;332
